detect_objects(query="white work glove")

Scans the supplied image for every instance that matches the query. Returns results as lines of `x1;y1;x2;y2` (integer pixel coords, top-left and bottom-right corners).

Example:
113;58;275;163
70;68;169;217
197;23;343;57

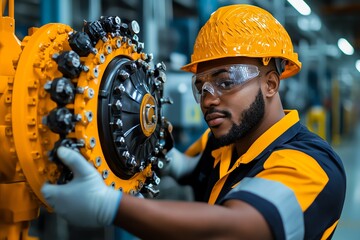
166;148;201;180
41;147;122;227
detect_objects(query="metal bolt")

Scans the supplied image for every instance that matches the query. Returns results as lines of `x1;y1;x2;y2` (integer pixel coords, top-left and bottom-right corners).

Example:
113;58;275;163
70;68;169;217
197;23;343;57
71;56;81;68
105;45;112;54
44;81;52;91
129;20;140;34
152;173;161;185
101;36;108;43
138;180;144;189
132;34;139;42
132;44;137;52
119;70;130;81
93;67;99;78
95;156;102;167
127;156;137;168
114;84;125;94
122;36;127;43
116;39;121;48
110;182;115;188
149;156;157;163
113;99;122;110
85;111;93;122
122;151;130;159
89;137;96;148
129;62;137;72
144;184;160;197
115;136;125;146
77;87;85;93
115;119;123;129
156;61;166;71
77;139;86;147
154;148;159;155
75;114;82;122
82;65;89;72
114;16;121;24
102;169;109;179
138;162;145;172
86;88;94;99
99;54;105;63
157;160;164;169
137;42;144;52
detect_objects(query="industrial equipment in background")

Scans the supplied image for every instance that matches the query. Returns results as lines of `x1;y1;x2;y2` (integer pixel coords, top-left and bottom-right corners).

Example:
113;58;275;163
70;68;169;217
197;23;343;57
0;0;174;239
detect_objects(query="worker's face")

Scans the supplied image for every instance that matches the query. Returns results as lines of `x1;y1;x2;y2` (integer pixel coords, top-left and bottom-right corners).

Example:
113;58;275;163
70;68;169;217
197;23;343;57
196;58;265;146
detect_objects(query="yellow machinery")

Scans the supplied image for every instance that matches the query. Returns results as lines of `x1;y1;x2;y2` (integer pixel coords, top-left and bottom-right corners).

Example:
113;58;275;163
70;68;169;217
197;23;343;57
0;0;173;239
306;106;327;140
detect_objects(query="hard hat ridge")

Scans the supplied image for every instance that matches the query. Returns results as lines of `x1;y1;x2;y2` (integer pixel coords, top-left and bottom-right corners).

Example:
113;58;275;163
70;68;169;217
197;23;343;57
181;4;302;79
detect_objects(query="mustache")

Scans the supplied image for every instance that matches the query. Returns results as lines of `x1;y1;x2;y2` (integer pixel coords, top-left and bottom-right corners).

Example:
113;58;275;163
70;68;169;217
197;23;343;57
204;107;231;121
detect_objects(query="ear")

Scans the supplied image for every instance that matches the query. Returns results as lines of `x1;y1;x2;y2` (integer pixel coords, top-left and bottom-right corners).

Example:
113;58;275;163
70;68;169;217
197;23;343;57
263;71;280;97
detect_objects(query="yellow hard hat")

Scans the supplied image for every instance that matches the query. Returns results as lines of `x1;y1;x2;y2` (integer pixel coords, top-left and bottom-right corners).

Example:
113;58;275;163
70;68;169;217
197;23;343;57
181;4;302;79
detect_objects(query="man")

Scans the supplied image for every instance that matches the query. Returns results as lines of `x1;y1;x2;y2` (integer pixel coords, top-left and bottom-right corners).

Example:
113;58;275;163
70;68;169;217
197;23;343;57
41;4;346;239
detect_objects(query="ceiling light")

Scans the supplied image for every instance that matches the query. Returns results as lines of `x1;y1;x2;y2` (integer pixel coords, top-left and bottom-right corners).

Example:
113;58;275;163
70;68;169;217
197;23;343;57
287;0;311;16
356;60;360;72
297;15;321;31
337;38;354;55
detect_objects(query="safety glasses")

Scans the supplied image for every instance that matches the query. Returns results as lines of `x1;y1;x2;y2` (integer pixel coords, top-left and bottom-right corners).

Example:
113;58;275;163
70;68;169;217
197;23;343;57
192;64;260;103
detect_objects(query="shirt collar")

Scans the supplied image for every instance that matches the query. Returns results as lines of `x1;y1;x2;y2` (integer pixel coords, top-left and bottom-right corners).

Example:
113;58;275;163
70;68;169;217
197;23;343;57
212;110;301;167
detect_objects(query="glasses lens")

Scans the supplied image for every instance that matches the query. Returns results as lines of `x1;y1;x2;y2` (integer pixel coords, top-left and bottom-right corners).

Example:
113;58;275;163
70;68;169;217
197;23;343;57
192;64;259;103
227;64;259;84
192;75;201;103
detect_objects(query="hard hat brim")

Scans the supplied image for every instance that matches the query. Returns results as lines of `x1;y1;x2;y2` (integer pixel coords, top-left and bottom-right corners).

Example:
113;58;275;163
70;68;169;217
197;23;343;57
181;56;301;80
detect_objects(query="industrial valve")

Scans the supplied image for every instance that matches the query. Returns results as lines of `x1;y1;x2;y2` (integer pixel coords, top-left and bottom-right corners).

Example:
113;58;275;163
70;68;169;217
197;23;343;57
0;0;173;238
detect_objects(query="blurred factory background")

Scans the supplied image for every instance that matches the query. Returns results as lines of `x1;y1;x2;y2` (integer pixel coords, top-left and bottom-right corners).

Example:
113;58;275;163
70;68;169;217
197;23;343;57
8;0;360;239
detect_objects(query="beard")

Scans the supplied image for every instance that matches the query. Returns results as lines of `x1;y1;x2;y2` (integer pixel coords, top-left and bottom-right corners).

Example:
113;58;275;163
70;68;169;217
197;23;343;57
215;88;265;147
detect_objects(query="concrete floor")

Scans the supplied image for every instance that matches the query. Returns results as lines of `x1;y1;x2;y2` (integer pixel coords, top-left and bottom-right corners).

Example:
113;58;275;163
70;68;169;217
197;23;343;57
332;123;360;239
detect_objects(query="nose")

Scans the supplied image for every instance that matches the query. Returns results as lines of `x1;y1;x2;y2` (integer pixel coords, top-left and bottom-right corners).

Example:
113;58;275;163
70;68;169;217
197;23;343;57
202;82;216;97
201;82;220;106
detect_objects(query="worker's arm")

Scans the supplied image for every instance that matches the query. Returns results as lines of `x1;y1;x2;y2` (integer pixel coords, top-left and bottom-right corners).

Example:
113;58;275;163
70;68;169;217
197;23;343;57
116;193;272;240
41;147;272;240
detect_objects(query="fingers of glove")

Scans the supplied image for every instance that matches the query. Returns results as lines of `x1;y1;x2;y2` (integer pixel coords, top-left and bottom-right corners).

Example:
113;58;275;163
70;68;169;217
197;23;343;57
166;148;201;179
41;182;62;208
57;146;95;177
41;179;99;226
42;181;122;227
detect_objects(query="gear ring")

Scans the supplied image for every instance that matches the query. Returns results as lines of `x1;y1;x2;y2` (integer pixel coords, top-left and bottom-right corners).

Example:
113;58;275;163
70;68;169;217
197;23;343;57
13;18;172;208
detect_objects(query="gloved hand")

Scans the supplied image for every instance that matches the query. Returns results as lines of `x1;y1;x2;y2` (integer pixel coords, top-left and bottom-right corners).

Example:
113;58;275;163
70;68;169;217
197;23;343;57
41;147;122;227
166;148;201;180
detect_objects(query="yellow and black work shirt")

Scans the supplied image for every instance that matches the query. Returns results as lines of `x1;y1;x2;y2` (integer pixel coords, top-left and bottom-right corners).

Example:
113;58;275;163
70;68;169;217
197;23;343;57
181;110;346;240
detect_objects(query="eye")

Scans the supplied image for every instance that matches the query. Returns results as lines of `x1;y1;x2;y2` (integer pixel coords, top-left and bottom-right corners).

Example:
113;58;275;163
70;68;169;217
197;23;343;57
216;79;236;90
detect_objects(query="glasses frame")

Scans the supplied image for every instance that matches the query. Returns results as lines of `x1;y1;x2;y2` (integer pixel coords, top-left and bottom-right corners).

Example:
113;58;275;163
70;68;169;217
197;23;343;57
192;64;260;103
